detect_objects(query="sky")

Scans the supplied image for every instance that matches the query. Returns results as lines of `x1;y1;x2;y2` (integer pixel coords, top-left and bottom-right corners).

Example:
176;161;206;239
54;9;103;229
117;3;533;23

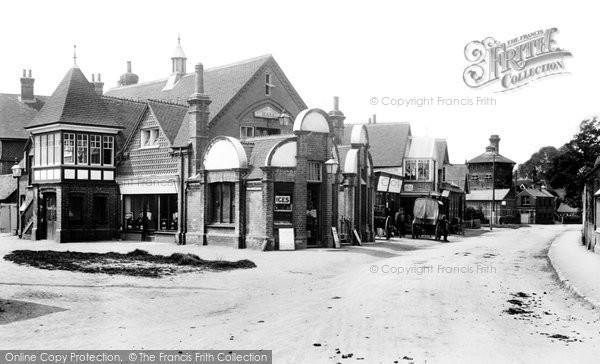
1;0;596;165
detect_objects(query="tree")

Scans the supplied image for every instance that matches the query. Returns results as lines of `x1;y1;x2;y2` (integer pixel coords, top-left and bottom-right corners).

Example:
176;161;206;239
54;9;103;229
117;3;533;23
518;146;559;182
547;117;600;207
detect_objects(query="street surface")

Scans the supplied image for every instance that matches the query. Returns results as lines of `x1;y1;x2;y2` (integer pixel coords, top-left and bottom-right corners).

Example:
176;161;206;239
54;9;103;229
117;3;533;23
0;225;599;363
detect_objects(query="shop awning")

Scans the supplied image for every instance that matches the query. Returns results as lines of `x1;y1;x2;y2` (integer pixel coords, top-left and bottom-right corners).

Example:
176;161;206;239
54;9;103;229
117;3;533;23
594;188;600;196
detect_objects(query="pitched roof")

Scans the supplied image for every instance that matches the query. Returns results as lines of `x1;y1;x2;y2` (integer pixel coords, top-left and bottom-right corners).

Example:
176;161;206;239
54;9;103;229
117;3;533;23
468;150;515;164
244;135;293;180
444;164;469;186
147;100;188;145
406;136;437;159
0;174;17;200
518;188;554;198
0;94;46;139
102;97;147;147
106;55;291;125
27;67;121;129
343;122;411;168
435;139;449;165
466;188;511;201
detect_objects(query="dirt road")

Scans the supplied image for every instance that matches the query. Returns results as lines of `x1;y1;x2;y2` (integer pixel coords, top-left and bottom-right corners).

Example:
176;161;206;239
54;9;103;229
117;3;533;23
1;225;599;363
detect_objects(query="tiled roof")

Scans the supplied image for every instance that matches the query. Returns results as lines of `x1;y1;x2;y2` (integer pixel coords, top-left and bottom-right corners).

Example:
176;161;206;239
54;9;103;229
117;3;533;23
27;67;121;129
406;136;436;159
0;174;17;200
342;122;411;168
518;188;554;198
102;97;146;148
444;164;469;185
244;135;294;180
468;150;515;164
0;94;46;139
435;139;449;165
466;188;511;201
147;100;188;145
105;55;278;125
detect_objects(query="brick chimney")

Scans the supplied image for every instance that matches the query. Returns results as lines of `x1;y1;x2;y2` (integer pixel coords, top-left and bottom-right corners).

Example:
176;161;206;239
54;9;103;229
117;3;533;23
489;134;500;154
372;114;377;124
19;69;35;103
328;96;346;145
188;63;212;175
90;73;104;95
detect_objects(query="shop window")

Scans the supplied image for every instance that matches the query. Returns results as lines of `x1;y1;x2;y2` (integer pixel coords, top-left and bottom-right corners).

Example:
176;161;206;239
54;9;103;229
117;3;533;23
103;136;114;166
93;195;108;224
274;193;293;225
210;183;235;224
68;195;85;224
159;194;178;231
77;134;88;164
90;135;102;165
141;128;159;148
123;195;158;231
240;126;255;139
307;161;322;182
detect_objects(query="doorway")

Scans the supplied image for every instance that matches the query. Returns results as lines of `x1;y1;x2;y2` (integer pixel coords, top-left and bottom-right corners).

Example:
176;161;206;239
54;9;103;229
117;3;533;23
306;184;321;246
44;193;57;241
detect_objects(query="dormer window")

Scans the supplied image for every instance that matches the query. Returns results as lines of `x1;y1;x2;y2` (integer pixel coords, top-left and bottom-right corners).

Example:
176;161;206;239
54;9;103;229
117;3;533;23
141;128;159;148
265;73;273;96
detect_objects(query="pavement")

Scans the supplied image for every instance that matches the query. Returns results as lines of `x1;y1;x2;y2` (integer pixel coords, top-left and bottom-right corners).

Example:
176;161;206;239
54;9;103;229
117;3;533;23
548;226;600;308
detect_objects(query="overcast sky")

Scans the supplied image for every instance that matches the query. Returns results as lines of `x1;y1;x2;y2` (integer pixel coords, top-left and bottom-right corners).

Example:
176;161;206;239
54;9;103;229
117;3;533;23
1;0;596;165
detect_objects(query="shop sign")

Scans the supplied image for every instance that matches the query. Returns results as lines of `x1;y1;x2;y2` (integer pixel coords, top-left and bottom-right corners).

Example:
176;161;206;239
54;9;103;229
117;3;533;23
275;195;291;204
254;106;280;119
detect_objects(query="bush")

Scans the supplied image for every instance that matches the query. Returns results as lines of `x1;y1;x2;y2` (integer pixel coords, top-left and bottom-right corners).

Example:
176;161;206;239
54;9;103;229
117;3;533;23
465;207;485;221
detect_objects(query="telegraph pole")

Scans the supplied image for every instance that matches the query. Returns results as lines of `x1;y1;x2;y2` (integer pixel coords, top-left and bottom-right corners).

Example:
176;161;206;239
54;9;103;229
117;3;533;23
490;148;496;231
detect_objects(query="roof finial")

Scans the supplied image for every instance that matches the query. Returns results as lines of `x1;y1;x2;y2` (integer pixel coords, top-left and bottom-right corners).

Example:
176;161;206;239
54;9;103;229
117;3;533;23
177;34;181;44
73;45;77;65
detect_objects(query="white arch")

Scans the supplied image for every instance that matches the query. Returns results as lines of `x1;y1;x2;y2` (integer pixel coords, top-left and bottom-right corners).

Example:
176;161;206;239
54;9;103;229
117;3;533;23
350;124;369;146
343;149;359;174
266;139;297;167
203;136;248;170
292;108;331;133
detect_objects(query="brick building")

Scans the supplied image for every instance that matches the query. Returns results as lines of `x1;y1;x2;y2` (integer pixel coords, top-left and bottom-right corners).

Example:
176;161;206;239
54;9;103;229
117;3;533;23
466;135;517;223
515;187;555;224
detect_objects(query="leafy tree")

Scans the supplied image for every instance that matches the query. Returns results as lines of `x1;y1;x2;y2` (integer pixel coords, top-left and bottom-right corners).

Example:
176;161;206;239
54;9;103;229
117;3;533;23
547;117;600;207
518;146;559;182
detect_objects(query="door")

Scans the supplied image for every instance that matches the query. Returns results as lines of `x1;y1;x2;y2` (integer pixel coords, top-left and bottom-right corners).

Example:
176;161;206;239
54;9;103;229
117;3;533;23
306;184;321;246
45;193;57;241
520;212;530;224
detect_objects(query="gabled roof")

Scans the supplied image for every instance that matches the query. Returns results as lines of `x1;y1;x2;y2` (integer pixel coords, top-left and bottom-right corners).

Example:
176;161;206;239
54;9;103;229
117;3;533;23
27;67;121;129
518;188;554;198
342;122;411;168
0;94;47;139
106;55;305;126
466;188;511;201
468;150;515;164
406;136;437;159
435;139;449;166
102;97;147;148
147;100;188;145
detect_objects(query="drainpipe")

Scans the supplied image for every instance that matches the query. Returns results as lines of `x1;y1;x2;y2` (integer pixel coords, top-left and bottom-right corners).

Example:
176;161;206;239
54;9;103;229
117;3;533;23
178;147;187;245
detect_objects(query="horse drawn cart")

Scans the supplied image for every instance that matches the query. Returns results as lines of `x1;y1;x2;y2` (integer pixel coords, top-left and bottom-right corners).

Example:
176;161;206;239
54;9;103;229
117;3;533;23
411;197;446;240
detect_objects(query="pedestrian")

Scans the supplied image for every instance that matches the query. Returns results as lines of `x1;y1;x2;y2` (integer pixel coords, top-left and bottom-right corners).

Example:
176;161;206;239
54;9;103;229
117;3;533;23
439;214;449;242
141;214;149;241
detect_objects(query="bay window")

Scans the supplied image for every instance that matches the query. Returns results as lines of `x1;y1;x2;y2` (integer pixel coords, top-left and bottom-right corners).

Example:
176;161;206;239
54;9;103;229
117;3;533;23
76;134;88;164
103;136;114;166
404;159;431;181
64;133;75;164
90;135;101;165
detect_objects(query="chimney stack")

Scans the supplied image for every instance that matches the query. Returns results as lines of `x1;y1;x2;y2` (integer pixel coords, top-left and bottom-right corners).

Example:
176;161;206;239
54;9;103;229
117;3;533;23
328;96;346;145
187;63;212;175
19;69;35;103
489;134;500;154
91;73;104;96
368;117;372;124
127;61;132;73
372;114;377;124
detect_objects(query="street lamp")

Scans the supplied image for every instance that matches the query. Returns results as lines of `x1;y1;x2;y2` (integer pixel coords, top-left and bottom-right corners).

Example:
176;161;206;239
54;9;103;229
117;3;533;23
279;109;291;126
325;158;339;175
11;161;22;237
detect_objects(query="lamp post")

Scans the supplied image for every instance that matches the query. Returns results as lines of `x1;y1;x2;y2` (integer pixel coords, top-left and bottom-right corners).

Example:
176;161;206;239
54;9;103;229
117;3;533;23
279;109;291;127
11;161;22;237
325;158;339;229
490;148;496;231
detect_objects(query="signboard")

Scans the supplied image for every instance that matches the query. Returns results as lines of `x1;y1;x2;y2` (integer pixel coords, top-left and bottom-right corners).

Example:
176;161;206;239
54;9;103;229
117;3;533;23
377;176;390;192
279;228;295;250
388;178;402;193
275;195;291;204
441;190;450;198
254;106;280;119
331;227;341;248
404;184;414;192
